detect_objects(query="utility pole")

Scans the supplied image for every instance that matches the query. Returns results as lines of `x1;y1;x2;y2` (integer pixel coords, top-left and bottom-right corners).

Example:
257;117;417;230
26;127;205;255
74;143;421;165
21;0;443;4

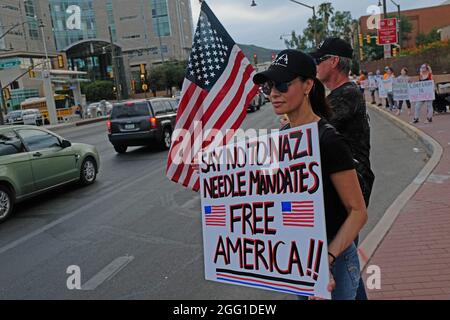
109;26;121;101
0;80;6;125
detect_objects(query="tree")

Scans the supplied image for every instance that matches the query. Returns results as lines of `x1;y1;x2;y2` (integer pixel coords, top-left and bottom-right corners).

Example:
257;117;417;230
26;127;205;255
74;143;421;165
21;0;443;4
416;28;441;46
317;2;334;36
284;30;308;51
147;61;187;95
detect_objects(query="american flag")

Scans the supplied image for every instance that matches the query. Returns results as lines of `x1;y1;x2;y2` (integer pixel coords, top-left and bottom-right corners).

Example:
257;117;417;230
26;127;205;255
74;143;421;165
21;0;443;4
165;1;258;191
281;201;315;228
204;205;226;227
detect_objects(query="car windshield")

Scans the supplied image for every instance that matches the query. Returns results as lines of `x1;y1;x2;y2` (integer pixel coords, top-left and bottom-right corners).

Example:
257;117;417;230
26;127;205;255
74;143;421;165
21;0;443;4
8;111;22;117
111;102;150;119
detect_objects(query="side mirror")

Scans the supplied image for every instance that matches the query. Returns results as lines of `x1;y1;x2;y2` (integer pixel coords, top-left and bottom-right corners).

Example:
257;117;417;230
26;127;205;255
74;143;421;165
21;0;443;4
61;139;72;148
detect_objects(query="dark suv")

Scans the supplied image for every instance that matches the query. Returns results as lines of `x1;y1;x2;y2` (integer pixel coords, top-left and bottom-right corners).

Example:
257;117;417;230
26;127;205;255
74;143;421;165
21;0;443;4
107;98;178;154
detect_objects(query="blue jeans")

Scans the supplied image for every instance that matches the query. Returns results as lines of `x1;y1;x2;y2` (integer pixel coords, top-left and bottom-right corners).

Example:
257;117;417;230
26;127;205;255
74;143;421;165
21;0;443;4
297;243;361;300
330;243;361;300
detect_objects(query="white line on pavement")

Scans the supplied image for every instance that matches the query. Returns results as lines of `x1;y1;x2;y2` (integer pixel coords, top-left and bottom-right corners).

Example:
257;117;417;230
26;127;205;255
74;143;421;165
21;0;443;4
81;255;134;291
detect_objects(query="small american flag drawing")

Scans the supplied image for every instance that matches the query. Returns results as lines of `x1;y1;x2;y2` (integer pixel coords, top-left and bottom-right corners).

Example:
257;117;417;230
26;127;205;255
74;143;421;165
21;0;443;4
281;201;315;228
204;205;226;227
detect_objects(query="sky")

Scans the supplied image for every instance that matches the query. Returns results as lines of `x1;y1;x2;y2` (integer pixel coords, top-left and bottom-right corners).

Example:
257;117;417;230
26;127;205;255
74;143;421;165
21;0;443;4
189;0;445;49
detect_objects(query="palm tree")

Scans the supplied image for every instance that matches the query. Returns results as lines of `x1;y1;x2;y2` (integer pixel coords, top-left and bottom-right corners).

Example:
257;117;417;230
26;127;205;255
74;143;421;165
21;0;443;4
318;2;334;36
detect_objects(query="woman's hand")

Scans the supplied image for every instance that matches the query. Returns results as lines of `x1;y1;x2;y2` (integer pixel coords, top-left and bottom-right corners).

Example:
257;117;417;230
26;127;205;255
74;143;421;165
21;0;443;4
308;269;336;300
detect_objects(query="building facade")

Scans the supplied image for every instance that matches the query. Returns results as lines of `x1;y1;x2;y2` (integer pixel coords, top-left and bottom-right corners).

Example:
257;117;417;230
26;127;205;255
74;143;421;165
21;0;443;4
1;0;193;98
359;3;450;49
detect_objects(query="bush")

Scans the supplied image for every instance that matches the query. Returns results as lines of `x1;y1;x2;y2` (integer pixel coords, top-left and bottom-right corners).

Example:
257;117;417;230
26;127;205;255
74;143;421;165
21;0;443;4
81;81;115;102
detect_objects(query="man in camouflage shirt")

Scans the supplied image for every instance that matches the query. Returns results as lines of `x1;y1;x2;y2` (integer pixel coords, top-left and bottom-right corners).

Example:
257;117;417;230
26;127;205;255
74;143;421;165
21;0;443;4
312;37;374;207
312;38;375;300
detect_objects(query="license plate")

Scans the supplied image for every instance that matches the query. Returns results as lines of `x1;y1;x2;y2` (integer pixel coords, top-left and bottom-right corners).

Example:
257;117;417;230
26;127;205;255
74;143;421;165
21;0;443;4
124;124;135;130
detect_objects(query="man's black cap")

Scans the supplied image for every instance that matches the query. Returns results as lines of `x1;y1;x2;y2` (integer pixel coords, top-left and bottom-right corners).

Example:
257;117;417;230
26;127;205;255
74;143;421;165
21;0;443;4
253;49;316;84
310;37;353;59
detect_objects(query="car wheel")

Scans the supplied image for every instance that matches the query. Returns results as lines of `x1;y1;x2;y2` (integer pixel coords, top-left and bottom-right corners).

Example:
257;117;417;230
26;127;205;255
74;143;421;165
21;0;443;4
0;186;14;224
161;128;172;150
80;157;97;185
114;145;127;154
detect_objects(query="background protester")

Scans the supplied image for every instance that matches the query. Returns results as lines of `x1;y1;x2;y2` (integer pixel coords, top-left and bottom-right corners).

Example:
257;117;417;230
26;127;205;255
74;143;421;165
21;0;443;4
383;67;397;111
412;63;434;124
254;49;368;300
312;37;375;300
396;67;412;116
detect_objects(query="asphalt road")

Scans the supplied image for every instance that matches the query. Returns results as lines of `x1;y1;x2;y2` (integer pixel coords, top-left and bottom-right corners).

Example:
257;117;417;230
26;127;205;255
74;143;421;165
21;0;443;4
0;104;429;299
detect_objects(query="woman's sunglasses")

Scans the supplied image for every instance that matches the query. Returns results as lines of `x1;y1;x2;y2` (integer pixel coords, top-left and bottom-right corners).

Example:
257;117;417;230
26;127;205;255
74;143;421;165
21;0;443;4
261;78;299;95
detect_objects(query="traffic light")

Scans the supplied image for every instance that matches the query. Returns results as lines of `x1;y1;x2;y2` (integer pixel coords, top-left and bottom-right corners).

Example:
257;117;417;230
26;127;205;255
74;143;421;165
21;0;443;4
358;33;363;47
2;88;11;101
366;35;371;44
57;54;65;68
253;53;258;66
271;53;276;61
28;66;36;78
139;64;146;76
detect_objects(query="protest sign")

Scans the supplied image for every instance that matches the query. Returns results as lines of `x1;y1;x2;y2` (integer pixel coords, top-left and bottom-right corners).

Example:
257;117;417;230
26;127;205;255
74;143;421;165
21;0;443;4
368;76;378;89
378;79;391;98
393;78;410;101
360;80;369;89
199;123;331;299
408;80;435;102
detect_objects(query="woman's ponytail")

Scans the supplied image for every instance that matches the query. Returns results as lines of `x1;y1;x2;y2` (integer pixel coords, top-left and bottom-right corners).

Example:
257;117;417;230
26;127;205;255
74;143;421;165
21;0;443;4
309;78;333;121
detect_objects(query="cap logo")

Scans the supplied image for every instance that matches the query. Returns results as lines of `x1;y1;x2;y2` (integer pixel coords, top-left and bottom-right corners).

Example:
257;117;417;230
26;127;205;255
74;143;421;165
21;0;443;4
272;53;288;68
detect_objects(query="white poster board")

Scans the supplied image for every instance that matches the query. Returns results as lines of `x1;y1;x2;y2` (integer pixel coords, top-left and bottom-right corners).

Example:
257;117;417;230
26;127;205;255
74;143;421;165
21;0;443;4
200;123;331;299
368;76;378;89
393;78;410;101
408;80;435;102
360;80;369;89
378;80;391;98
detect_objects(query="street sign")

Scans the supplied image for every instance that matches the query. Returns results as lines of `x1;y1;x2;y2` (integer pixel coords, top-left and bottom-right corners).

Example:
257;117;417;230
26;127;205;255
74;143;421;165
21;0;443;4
378;18;398;45
0;59;21;70
384;44;392;58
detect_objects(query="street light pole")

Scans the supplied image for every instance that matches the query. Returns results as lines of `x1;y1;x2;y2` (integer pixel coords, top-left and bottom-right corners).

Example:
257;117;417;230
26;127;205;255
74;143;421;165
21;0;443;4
289;0;317;48
390;0;402;52
109;26;122;102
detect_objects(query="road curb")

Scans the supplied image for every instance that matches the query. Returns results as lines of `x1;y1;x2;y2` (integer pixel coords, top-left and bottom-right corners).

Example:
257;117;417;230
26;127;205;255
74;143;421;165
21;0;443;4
358;105;444;271
45;116;107;131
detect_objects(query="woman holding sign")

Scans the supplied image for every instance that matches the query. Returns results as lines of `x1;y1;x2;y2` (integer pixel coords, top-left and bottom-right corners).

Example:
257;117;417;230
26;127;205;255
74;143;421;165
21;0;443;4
412;64;434;124
253;50;368;300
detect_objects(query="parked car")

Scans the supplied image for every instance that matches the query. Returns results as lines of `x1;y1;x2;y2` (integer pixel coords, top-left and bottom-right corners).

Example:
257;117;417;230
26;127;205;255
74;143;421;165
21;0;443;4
107;98;178;154
247;90;265;112
85;100;113;118
22;109;44;126
5;110;25;125
0;125;100;223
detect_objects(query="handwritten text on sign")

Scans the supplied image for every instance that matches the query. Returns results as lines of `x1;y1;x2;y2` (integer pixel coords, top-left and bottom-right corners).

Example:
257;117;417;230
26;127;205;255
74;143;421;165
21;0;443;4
199;123;330;299
408;80;435;102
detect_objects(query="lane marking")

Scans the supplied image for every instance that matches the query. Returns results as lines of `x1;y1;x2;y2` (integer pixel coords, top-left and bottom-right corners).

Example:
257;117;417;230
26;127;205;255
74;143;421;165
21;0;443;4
0;163;166;256
81;255;134;291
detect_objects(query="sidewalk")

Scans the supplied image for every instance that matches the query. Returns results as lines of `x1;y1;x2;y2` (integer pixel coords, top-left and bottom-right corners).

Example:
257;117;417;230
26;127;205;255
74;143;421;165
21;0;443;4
361;105;450;300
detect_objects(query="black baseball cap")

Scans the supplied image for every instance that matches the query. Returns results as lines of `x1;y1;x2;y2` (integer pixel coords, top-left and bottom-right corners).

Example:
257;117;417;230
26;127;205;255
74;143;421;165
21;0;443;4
253;49;316;84
310;37;354;59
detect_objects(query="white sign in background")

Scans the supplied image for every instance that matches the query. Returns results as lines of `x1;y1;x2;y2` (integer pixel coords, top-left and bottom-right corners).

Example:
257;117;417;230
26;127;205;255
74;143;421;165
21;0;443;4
408;80;435;102
199;123;331;299
392;78;410;101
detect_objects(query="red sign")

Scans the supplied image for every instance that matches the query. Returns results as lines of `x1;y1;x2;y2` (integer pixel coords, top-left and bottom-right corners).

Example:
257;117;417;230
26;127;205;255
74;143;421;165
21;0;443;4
378;18;398;45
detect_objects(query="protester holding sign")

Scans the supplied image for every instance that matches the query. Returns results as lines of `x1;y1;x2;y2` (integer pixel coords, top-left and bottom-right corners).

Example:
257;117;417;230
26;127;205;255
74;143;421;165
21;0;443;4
395;68;412;116
253;49;368;300
383;67;396;111
412;64;434;124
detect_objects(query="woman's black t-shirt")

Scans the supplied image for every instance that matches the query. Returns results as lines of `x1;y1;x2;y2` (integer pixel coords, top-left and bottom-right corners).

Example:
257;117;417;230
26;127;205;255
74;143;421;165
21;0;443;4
282;119;355;242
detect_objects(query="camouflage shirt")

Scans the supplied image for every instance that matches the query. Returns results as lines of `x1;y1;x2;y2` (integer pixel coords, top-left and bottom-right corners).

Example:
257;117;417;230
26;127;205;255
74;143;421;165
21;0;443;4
327;81;375;205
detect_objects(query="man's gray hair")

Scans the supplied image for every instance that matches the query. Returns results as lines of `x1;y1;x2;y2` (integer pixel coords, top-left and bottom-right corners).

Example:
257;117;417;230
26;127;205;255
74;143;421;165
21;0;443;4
336;56;352;75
